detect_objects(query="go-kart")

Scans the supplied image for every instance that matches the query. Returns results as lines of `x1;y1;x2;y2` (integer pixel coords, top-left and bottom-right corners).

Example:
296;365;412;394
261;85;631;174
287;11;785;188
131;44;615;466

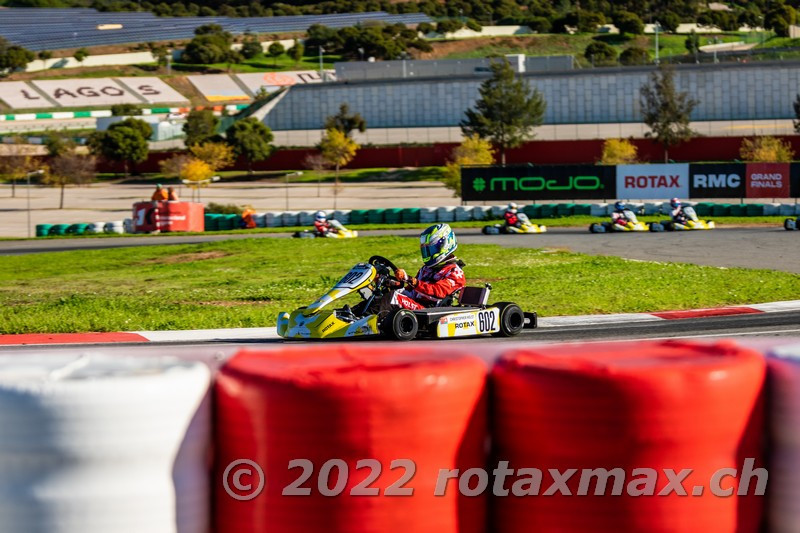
658;206;715;231
784;217;799;230
589;208;652;233
483;213;546;234
293;219;358;239
277;255;537;340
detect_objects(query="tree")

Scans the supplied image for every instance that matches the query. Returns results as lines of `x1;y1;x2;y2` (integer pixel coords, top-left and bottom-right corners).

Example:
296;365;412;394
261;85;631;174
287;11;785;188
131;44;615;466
44;131;71;158
180;158;214;184
241;33;262;60
182;24;233;64
113;118;152;140
159;153;192;178
43;149;96;209
640;65;698;163
619;46;650;66
319;128;359;209
267;42;285;67
577;10;605;33
659;11;680;33
110;103;142;116
324;103;367;137
739;137;795;162
73;48;89;66
183;109;219;146
87;124;149;177
189;141;235;171
37;50;52;69
0;43;34;72
614;11;644;35
302;152;330;197
584;41;617;65
684;30;700;60
766;5;797;37
224;117;274;173
460;59;546;165
0;138;39;198
600;138;639;164
287;39;304;66
442;134;495;196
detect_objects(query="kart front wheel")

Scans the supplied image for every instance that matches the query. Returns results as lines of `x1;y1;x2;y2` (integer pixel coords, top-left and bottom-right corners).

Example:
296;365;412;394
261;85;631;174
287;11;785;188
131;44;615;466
494;302;525;337
384;309;418;341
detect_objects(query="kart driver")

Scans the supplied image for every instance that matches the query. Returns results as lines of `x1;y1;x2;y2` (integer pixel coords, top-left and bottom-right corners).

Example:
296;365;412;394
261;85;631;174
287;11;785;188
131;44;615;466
669;198;688;224
313;211;336;236
504;202;522;229
390;223;466;311
611;201;630;227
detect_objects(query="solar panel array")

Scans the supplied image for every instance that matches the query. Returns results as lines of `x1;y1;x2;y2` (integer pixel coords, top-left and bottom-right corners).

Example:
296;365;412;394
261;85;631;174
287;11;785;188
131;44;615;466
0;8;431;51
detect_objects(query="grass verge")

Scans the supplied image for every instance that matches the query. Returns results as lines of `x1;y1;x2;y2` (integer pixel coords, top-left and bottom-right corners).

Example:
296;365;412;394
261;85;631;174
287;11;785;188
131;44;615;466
1;236;798;333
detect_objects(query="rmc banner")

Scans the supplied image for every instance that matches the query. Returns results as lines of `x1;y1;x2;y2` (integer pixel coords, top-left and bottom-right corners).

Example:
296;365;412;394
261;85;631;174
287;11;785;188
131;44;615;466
460;165;616;202
462;163;800;201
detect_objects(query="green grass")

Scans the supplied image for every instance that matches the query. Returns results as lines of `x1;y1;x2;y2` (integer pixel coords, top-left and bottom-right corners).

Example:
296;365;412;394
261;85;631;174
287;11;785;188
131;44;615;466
173;52;341;74
1;236;798;333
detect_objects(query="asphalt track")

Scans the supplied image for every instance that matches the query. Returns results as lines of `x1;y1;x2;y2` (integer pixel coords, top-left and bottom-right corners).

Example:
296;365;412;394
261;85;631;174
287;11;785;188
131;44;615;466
2;226;799;273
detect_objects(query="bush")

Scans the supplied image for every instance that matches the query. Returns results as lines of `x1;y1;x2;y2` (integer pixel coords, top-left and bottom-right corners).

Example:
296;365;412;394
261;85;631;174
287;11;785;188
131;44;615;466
619;46;650;66
600;139;638;164
584;40;617;65
465;18;482;32
739;136;795;162
659;11;680;33
526;16;552;33
205;202;243;215
614;11;644;35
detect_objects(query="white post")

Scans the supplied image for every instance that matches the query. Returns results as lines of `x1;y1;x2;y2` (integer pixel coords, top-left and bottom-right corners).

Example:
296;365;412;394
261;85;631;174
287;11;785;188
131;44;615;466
654;21;660;65
319;46;325;82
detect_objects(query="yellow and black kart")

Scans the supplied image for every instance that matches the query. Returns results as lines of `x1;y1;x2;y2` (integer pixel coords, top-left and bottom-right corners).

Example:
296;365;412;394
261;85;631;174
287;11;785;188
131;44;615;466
657;207;715;231
277;255;537;340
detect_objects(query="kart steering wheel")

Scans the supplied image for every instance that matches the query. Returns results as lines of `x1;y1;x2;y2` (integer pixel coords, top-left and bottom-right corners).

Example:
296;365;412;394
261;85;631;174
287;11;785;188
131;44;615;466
368;255;403;287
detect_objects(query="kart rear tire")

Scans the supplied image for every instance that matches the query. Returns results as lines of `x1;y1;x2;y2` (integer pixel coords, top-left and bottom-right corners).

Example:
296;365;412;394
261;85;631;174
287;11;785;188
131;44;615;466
384;309;418;341
494;302;525;337
785;218;797;231
664;222;675;232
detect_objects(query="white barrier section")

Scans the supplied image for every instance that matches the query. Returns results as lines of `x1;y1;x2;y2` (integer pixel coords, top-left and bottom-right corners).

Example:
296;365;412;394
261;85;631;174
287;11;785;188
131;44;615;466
768;345;800;533
0;354;211;533
32;79;142;107
116;77;189;104
187;75;250;102
0;81;50;109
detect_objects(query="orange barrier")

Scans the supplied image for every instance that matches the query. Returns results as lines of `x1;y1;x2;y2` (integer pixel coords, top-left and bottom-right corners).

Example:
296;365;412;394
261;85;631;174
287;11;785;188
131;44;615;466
214;346;488;533
491;340;766;533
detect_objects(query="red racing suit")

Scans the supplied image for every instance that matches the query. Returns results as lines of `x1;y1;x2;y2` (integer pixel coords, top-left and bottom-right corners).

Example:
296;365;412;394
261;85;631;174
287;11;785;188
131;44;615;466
504;210;520;227
392;260;466;311
314;219;333;235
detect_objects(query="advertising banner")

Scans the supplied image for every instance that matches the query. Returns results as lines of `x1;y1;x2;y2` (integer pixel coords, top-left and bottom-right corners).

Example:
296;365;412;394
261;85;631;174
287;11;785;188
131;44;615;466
460;165;616;201
616;164;689;200
746;163;791;198
792;164;800;198
132;201;205;233
688;163;746;198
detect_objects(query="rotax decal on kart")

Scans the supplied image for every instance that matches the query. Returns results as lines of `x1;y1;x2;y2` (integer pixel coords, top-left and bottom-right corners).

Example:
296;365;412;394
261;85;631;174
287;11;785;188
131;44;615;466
460;165;615;201
616;164;689;200
689;163;746;198
436;309;500;338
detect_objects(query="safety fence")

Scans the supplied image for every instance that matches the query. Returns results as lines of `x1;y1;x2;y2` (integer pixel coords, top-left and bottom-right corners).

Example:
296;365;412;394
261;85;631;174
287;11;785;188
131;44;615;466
462;163;800;202
0;104;248;124
2;339;799;532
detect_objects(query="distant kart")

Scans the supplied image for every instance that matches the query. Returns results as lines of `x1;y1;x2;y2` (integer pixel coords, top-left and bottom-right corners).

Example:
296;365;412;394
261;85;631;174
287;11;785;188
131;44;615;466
785;217;800;230
658;207;715;231
293;220;358;239
483;213;546;234
589;208;652;233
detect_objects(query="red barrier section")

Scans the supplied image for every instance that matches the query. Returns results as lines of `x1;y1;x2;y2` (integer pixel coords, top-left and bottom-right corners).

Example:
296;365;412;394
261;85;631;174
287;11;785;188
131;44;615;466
131;201;204;233
491;340;765;533
215;346;488;533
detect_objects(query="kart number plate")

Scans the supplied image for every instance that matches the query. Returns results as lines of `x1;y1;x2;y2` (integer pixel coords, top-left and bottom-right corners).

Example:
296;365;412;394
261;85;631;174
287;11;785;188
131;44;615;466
437;308;500;338
334;264;374;290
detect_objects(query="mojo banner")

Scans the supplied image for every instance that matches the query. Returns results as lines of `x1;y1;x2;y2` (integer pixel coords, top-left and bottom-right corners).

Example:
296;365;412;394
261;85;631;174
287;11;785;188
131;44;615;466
460;165;616;201
688;163;746;198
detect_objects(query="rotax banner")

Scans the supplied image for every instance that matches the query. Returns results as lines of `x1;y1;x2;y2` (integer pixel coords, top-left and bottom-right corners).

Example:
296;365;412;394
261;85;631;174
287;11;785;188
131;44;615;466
460;165;616;201
462;163;800;201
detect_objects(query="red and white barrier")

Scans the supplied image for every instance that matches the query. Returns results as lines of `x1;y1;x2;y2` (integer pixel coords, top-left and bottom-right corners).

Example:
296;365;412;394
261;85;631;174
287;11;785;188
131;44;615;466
491;340;766;533
214;346;488;533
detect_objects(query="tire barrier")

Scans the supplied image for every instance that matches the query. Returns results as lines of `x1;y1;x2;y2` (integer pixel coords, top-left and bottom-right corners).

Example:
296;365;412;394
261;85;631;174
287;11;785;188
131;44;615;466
0;354;212;533
491;340;766;533
420;207;437;223
214;346;488;533
767;347;800;533
437;206;456;222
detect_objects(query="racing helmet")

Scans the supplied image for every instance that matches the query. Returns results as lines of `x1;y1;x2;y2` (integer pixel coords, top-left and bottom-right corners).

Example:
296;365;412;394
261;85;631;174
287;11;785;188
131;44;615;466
670;197;681;208
315;211;327;222
614;201;626;211
507;202;518;213
420;223;458;267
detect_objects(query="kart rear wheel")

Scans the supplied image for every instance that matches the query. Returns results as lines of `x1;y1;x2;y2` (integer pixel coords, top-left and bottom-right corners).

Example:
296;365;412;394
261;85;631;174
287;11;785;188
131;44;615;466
493;302;525;337
384;309;418;341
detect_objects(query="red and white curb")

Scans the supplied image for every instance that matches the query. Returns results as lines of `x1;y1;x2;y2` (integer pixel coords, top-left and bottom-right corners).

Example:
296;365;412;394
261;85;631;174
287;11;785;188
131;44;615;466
1;300;799;346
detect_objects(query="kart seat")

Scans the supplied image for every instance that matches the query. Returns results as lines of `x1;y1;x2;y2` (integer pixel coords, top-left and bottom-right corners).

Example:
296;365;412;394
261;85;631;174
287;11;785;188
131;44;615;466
459;285;491;306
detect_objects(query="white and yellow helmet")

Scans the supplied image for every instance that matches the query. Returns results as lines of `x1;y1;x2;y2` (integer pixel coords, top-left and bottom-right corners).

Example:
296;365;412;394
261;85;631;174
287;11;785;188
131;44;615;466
420;223;457;267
